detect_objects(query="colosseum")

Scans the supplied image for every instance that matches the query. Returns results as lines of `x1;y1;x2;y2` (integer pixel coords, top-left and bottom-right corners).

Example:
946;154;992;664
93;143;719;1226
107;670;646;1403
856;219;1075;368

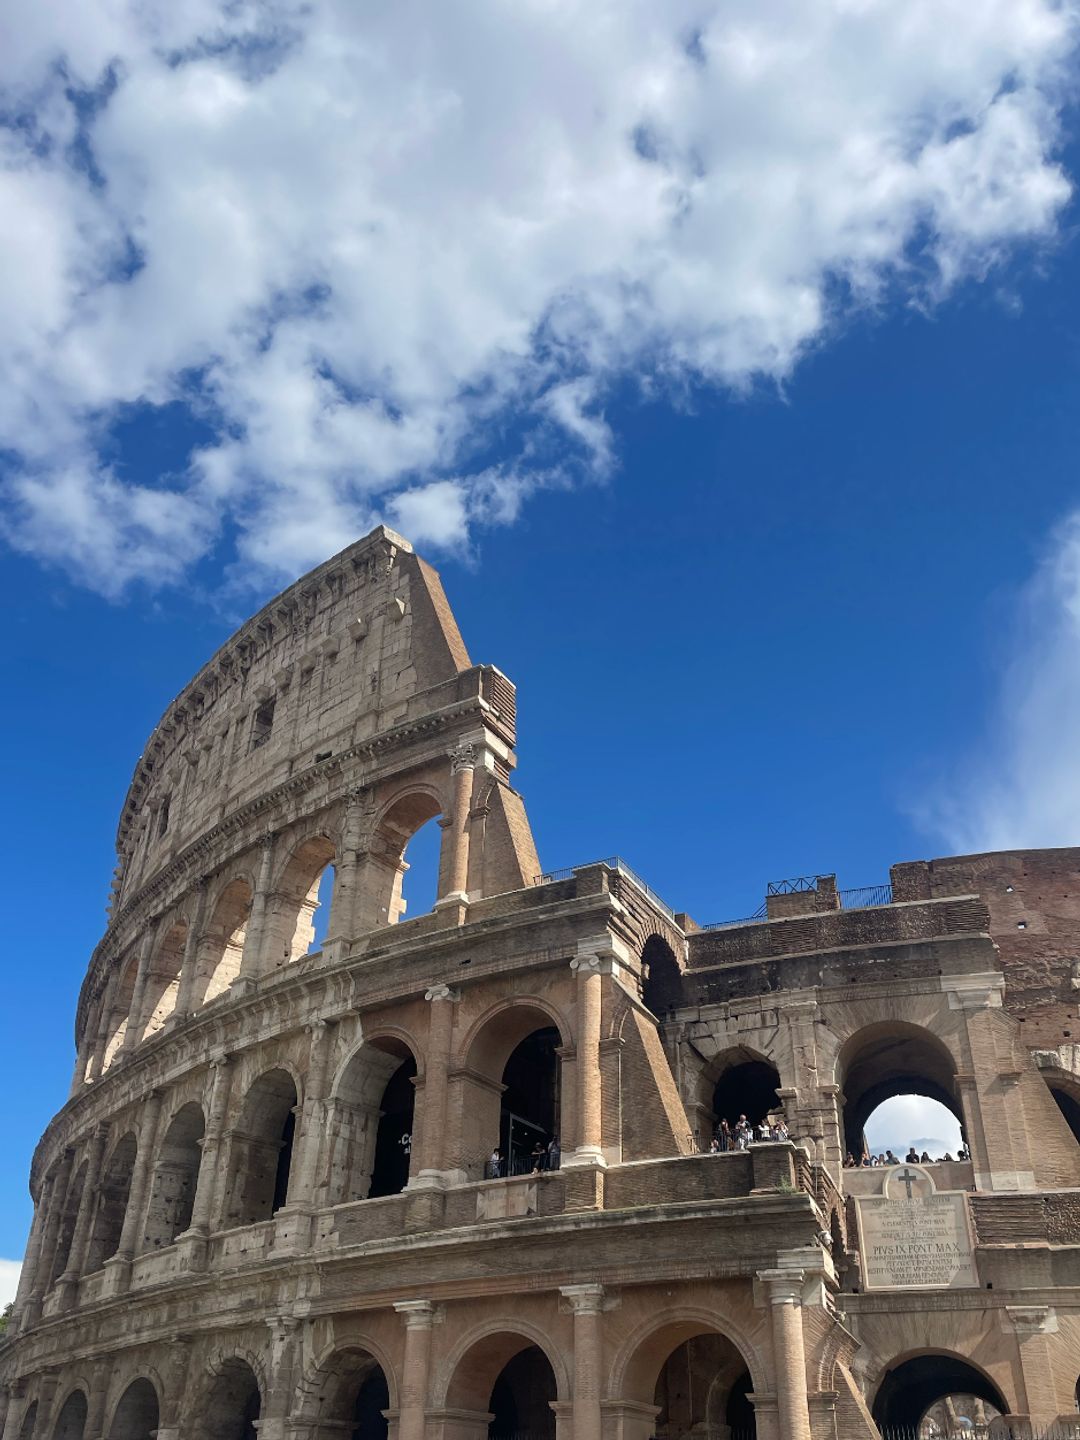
4;524;1080;1440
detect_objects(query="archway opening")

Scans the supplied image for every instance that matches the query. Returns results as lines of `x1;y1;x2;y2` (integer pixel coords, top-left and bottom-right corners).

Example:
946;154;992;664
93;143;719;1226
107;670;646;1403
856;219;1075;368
918;1394;1001;1440
309;865;336;953
144;1101;205;1249
488;1345;557;1440
266;835;338;967
330;1038;418;1202
399;818;442;923
108;1379;160;1440
653;1334;756;1440
200;879;253;1005
863;1096;964;1164
140;921;187;1041
372;793;443;927
642;936;683;1018
102;957;139;1070
872;1355;1008;1435
225;1069;298;1227
1050;1086;1080;1146
86;1133;138;1272
52;1391;87;1440
841;1024;963;1161
18;1401;37;1440
200;1360;262;1440
712;1052;782;1133
302;1349;391;1440
49;1161;87;1284
501;1029;561;1176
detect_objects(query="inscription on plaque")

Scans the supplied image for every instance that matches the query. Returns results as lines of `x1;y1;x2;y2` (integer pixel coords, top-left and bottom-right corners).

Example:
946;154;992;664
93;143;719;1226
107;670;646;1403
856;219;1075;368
854;1164;977;1291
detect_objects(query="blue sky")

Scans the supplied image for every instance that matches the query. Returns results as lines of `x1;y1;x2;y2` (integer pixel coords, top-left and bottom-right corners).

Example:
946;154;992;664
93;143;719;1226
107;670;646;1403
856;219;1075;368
3;0;1080;1294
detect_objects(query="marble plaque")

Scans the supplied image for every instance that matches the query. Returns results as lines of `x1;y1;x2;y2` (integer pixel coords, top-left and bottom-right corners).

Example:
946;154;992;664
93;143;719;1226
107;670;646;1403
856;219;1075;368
854;1164;978;1291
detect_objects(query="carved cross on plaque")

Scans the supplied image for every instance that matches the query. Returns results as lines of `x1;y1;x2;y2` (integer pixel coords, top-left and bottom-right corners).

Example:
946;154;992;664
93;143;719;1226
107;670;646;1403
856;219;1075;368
897;1168;919;1199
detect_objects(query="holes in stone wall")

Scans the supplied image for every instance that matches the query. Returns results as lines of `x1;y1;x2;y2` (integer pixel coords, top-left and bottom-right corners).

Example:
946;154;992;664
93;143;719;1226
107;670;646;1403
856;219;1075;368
250;698;276;751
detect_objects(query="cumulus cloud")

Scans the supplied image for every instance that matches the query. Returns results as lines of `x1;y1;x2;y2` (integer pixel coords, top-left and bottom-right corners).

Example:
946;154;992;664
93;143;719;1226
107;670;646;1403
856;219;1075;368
863;1095;963;1158
924;511;1080;853
0;0;1075;594
0;1259;21;1309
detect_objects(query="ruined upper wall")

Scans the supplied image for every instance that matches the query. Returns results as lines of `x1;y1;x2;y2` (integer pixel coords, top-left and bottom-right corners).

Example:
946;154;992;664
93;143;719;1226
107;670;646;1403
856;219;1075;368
112;527;475;911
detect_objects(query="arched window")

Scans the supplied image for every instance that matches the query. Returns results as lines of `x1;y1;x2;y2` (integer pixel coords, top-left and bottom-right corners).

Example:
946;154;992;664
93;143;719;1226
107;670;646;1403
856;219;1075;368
49;1162;87;1284
198;879;253;1006
139;921;187;1040
641;936;682;1018
445;1334;560;1440
872;1354;1007;1435
398;816;441;923
144;1102;205;1249
295;1348;391;1440
107;1379;160;1440
52;1391;88;1440
86;1133;138;1273
863;1095;963;1164
358;792;443;930
329;1039;417;1203
198;1360;262;1440
464;1006;563;1179
712;1050;783;1133
840;1023;964;1162
224;1070;298;1227
263;835;337;968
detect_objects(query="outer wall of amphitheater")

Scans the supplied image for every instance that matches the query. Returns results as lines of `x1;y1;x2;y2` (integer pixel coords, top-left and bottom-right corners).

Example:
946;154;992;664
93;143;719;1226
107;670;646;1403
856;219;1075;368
4;525;1080;1440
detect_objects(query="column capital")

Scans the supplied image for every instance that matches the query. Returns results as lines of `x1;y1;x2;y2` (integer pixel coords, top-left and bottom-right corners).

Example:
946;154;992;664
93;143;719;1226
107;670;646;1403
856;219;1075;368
449;741;478;774
424;984;461;1003
1007;1305;1057;1336
570;954;612;975
758;1268;805;1305
394;1299;442;1329
559;1283;614;1314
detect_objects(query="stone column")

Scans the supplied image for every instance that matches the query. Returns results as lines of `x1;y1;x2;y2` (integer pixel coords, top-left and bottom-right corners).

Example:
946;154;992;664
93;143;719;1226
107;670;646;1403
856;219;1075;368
89;969;122;1079
239;832;278;982
122;922;159;1054
758;1268;813;1440
416;986;459;1184
107;1089;163;1282
156;1333;193;1440
181;1056;233;1254
438;744;476;905
395;1300;439;1440
1007;1305;1060;1424
27;1148;75;1321
260;1315;301;1440
70;1015;97;1098
286;1022;335;1209
566;954;606;1166
325;788;368;956
9;1178;52;1332
82;1359;112;1440
56;1123;110;1302
561;1284;607;1440
174;880;209;1020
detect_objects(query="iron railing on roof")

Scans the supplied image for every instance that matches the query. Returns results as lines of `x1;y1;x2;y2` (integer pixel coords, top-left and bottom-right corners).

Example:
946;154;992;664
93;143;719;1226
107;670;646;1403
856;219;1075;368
839;882;893;909
702;882;893;931
533;856;676;922
766;875;830;896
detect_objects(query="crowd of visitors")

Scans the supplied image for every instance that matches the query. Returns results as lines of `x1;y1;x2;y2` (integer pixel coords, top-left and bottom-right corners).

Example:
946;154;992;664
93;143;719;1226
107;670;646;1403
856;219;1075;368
707;1114;790;1151
485;1135;561;1179
843;1145;970;1167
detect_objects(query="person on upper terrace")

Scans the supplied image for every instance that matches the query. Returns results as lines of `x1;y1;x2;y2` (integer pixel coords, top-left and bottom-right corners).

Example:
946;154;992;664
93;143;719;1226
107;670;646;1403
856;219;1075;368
905;1147;919;1163
734;1115;752;1150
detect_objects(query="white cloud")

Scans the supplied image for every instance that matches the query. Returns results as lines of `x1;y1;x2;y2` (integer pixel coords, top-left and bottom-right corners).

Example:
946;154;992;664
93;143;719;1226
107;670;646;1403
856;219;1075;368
0;0;1075;594
0;1259;21;1310
925;511;1080;852
863;1095;963;1158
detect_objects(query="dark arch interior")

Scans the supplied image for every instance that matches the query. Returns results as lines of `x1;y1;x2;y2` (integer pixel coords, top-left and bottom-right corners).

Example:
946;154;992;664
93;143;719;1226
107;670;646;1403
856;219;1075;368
350;1365;390;1440
642;936;682;1017
501;1028;560;1176
842;1029;962;1158
201;1361;262;1440
872;1356;1008;1433
18;1401;37;1440
1051;1087;1080;1145
713;1059;781;1130
227;1070;298;1227
145;1102;205;1249
488;1345;557;1440
52;1391;88;1440
653;1334;756;1440
369;1055;417;1199
108;1378;160;1440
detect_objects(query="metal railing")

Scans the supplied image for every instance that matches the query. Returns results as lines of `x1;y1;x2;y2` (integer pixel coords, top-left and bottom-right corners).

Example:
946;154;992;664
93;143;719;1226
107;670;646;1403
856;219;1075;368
839;883;893;909
702;882;892;930
533;856;676;922
701;903;768;931
766;875;830;895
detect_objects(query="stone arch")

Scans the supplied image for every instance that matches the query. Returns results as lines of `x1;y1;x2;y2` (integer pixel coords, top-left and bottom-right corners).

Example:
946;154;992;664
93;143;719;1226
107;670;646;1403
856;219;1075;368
49;1161;87;1284
641;934;684;1018
460;1000;567;1176
871;1351;1009;1432
86;1131;138;1272
102;954;140;1070
838;1021;962;1159
294;1343;398;1439
436;1319;569;1415
106;1377;160;1440
196;875;255;1006
143;1100;205;1249
700;1045;783;1141
357;787;446;929
224;1067;300;1227
51;1390;88;1440
1040;1068;1080;1145
139;919;188;1040
17;1400;37;1439
193;1356;263;1440
610;1308;767;1410
328;1034;421;1202
263;832;338;970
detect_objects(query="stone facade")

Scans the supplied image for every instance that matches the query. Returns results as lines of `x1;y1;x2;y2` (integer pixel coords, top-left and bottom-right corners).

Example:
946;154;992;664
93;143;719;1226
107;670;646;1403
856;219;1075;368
3;525;1080;1440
